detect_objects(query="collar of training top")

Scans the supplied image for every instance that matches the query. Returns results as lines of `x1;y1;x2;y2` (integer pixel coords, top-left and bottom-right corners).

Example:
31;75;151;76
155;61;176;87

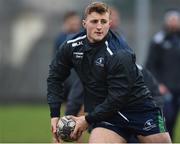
84;31;110;51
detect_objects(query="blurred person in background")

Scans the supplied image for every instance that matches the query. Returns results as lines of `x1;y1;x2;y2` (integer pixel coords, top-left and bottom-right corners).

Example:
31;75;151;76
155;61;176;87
109;7;121;34
47;2;171;143
146;9;180;140
54;11;82;53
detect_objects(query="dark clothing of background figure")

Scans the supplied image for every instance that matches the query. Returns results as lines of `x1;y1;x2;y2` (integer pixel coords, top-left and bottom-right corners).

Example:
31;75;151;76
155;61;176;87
146;30;180;92
146;30;180;138
54;32;83;116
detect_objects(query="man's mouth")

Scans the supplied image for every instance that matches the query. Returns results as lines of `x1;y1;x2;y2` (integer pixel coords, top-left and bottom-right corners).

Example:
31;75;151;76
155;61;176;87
95;32;103;36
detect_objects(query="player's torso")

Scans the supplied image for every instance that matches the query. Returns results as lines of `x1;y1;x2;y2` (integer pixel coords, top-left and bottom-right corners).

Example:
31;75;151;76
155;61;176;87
70;39;109;110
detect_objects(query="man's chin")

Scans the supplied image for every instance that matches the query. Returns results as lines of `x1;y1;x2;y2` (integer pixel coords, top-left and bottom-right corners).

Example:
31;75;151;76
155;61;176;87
94;37;104;42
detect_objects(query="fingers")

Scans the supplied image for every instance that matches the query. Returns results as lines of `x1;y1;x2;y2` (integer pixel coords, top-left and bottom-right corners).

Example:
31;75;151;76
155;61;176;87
66;115;76;121
71;122;79;139
53;133;59;143
70;129;82;140
51;117;60;143
77;130;82;138
72;124;78;137
70;124;83;140
51;126;59;143
51;123;57;133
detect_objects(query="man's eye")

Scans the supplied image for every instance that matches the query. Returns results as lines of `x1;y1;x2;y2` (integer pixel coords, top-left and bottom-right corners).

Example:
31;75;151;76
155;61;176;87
101;20;107;24
91;20;98;24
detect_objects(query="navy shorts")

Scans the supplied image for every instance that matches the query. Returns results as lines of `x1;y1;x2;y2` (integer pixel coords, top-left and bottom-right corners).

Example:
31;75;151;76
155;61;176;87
91;108;167;141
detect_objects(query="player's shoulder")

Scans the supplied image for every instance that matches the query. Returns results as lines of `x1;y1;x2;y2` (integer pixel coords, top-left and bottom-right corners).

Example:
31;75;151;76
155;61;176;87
106;30;134;56
66;30;86;48
56;31;86;55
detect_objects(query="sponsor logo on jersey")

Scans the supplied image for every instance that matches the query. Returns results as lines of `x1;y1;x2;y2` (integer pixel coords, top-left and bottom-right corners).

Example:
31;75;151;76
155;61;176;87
72;41;83;47
73;52;83;59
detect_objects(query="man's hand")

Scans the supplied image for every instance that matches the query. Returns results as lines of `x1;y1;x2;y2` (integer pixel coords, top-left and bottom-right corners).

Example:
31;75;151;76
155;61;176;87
68;115;89;140
51;117;60;143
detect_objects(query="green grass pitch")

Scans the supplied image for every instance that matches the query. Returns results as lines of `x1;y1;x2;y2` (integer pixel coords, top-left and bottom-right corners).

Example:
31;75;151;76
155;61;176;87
0;105;179;142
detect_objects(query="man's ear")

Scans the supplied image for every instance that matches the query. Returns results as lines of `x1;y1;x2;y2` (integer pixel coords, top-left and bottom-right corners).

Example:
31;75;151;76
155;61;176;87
82;20;86;28
109;19;112;27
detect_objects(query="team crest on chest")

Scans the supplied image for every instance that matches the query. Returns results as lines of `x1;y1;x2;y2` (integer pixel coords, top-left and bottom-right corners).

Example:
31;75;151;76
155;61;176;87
95;57;104;67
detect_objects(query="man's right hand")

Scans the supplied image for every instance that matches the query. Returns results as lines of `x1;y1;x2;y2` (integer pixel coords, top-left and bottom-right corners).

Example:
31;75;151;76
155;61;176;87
51;117;60;143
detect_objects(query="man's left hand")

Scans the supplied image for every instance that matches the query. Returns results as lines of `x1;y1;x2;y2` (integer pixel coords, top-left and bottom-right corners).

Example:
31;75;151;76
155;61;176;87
68;115;89;140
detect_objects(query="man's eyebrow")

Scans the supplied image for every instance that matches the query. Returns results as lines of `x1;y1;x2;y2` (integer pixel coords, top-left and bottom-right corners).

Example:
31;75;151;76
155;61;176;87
90;19;98;21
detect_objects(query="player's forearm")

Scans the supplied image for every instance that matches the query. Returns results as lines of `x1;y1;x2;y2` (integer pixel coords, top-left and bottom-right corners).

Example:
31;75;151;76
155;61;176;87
47;64;70;117
47;78;64;117
85;97;123;124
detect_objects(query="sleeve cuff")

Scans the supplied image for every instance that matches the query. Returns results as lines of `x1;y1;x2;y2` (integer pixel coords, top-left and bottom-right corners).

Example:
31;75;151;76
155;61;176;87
49;104;61;117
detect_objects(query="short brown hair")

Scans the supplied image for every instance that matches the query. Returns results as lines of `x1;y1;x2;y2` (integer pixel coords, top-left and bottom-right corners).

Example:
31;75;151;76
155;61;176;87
84;2;110;18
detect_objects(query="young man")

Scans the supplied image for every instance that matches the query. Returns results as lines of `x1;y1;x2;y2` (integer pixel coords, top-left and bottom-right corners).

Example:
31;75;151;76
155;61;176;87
47;2;171;143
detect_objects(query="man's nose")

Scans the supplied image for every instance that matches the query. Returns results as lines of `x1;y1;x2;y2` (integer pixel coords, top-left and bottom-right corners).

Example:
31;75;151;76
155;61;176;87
96;22;102;29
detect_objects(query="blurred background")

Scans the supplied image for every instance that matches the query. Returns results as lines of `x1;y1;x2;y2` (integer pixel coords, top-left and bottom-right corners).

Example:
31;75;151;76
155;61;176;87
0;0;180;142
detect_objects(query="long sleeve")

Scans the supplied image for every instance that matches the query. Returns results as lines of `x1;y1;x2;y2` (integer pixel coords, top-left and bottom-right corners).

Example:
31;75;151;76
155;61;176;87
47;43;72;117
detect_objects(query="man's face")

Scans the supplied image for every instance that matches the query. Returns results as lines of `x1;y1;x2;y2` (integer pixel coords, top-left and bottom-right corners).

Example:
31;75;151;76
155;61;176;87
165;15;180;32
110;9;120;30
83;12;110;43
